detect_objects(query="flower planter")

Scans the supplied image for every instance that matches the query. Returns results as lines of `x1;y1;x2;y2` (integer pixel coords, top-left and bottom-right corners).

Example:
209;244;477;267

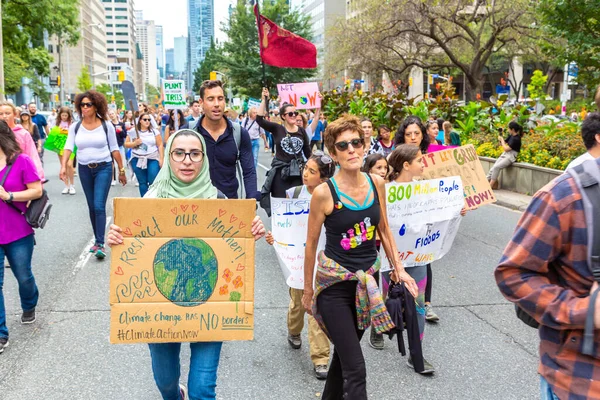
479;157;564;196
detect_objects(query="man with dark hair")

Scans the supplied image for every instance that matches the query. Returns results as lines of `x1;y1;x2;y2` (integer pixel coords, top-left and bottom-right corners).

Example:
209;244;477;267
186;100;202;129
195;80;258;199
567;112;600;169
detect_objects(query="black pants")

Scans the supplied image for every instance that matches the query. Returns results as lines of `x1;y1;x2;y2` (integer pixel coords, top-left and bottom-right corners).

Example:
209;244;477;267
425;263;432;303
318;281;367;400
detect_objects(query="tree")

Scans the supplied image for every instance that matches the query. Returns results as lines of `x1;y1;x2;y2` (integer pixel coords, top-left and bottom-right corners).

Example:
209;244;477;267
537;0;600;90
145;83;161;105
527;70;548;100
77;66;92;92
96;83;124;108
194;39;222;93
2;0;80;94
29;76;51;104
327;0;538;101
219;0;316;97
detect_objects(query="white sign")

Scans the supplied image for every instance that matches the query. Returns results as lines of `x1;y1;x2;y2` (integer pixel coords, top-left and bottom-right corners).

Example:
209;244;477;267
163;80;186;109
270;197;324;289
233;98;241;107
381;177;464;270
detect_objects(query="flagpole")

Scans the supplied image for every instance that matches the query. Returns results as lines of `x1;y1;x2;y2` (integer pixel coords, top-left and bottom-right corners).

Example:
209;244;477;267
254;0;267;88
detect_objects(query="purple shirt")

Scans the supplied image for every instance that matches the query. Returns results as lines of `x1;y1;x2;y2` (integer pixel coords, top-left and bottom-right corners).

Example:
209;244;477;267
0;154;40;244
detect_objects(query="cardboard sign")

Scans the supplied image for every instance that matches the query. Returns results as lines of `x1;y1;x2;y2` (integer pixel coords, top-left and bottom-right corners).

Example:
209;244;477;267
270;197;325;289
422;144;496;209
110;198;255;344
277;82;321;110
381;177;464;270
163;80;186;109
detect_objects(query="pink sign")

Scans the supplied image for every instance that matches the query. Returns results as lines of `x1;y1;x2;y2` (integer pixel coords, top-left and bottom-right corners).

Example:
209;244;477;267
277;82;321;110
428;144;457;153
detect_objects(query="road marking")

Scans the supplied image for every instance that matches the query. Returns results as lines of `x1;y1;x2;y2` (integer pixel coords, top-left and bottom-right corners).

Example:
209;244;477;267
258;162;269;171
72;217;112;275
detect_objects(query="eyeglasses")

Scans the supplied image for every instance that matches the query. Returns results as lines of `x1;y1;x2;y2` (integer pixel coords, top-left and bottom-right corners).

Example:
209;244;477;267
334;138;364;152
285;111;299;117
312;150;333;164
81;102;94;108
141;118;151;122
170;149;204;163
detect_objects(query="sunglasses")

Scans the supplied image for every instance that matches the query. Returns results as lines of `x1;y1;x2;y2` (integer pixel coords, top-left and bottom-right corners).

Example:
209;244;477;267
312;150;333;164
141;118;151;122
334;138;364;152
285;111;299;117
81;102;94;108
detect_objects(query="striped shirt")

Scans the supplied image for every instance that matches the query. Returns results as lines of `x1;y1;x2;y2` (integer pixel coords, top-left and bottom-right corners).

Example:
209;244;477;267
495;161;600;399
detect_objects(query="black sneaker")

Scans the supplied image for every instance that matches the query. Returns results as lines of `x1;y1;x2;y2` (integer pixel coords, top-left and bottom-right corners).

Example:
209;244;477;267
287;333;301;349
21;309;36;324
368;327;384;350
314;364;328;380
0;337;8;354
407;356;435;375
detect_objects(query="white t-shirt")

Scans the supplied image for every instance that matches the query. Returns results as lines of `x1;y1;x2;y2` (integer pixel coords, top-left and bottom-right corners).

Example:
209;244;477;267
286;185;311;199
566;152;595;170
65;121;118;165
129;129;160;157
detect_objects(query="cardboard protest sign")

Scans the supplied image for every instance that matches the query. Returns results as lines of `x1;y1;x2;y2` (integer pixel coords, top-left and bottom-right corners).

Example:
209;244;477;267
422;144;496;209
277;82;321;110
381;177;464;270
270;197;324;289
110;198;255;344
163;80;186;109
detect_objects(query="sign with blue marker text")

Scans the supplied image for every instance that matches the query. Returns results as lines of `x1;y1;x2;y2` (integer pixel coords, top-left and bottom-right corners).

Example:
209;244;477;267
110;198;255;344
381;177;464;270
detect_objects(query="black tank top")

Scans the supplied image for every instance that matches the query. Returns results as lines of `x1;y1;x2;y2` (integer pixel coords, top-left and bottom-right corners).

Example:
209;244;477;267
324;173;380;273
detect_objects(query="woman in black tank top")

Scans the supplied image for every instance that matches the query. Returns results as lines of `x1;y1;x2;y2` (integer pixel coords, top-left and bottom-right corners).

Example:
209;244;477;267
302;116;418;400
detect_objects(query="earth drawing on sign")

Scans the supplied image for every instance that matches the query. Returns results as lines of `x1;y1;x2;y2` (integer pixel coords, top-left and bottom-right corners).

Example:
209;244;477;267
153;239;218;307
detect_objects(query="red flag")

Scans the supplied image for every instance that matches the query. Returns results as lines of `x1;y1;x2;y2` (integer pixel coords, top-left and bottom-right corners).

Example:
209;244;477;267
253;4;317;69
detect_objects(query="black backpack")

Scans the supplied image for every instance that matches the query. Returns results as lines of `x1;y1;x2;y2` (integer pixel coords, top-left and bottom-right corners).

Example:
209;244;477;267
1;161;52;229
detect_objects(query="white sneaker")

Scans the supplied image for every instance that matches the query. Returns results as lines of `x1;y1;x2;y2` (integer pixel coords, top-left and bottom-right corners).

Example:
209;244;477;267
68;186;76;195
179;384;189;400
61;187;69;195
111;180;117;186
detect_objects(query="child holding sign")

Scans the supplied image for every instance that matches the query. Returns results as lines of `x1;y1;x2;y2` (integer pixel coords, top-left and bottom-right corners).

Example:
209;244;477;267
266;151;335;380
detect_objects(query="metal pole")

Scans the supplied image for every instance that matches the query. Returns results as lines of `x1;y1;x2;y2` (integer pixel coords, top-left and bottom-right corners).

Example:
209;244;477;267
0;2;5;101
561;62;569;116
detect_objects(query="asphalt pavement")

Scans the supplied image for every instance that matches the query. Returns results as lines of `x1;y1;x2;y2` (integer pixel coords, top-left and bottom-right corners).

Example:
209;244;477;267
0;150;540;400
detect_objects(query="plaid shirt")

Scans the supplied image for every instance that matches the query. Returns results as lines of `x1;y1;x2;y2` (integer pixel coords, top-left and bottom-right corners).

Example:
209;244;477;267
495;166;600;399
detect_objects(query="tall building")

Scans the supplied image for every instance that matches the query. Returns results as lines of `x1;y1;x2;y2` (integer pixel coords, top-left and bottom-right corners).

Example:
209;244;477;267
165;48;175;77
49;0;108;102
156;25;165;79
174;36;188;75
187;0;214;88
102;0;137;67
296;0;345;77
135;10;159;87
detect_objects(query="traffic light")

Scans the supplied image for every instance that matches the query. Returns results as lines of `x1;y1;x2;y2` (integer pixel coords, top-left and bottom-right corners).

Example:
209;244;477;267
428;74;433;85
210;71;217;81
54;94;59;102
118;71;125;82
57;75;61;86
409;77;413;87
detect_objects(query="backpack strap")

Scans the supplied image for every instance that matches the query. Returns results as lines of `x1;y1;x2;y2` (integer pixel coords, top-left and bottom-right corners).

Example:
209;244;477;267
292;185;303;199
571;162;600;355
231;122;244;198
74;121;82;135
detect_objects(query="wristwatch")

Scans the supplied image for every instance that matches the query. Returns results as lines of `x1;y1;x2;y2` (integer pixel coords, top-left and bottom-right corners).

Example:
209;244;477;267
6;192;13;203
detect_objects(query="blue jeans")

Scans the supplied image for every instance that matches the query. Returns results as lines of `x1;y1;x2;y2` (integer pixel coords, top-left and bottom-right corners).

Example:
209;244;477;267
266;132;274;153
251;138;261;170
79;162;112;245
131;158;160;197
540;376;560;400
148;341;223;400
0;234;38;338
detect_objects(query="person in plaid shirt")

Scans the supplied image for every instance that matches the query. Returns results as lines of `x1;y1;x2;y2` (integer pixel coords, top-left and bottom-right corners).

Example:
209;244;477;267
495;113;600;400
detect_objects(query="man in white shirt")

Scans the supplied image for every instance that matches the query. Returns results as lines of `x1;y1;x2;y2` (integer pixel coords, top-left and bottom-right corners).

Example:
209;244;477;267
566;87;600;170
242;107;265;169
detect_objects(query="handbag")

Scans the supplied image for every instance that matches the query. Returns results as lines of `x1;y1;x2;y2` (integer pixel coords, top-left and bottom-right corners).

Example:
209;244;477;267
1;162;52;229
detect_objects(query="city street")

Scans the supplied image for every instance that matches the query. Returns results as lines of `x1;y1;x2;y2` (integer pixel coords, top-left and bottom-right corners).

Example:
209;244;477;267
0;150;540;400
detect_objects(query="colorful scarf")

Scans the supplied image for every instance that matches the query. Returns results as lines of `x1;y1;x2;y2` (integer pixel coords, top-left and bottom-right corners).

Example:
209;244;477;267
312;251;395;338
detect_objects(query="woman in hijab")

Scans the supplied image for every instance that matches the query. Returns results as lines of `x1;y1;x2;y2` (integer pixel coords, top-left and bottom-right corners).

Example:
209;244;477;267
107;129;265;400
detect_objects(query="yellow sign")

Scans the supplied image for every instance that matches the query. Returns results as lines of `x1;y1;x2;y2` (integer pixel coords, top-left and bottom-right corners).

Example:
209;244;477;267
110;198;256;344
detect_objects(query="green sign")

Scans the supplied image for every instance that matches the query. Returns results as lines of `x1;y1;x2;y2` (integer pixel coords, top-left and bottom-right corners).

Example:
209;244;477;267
163;80;186;109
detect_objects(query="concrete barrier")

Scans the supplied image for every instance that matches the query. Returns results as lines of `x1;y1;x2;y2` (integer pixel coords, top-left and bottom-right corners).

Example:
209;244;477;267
479;157;564;195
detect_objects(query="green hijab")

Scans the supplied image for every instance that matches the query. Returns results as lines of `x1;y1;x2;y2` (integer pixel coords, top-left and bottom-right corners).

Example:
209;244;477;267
145;129;218;199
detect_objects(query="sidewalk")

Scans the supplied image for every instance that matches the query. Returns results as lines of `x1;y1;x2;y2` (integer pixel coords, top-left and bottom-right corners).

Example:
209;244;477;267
493;189;533;212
